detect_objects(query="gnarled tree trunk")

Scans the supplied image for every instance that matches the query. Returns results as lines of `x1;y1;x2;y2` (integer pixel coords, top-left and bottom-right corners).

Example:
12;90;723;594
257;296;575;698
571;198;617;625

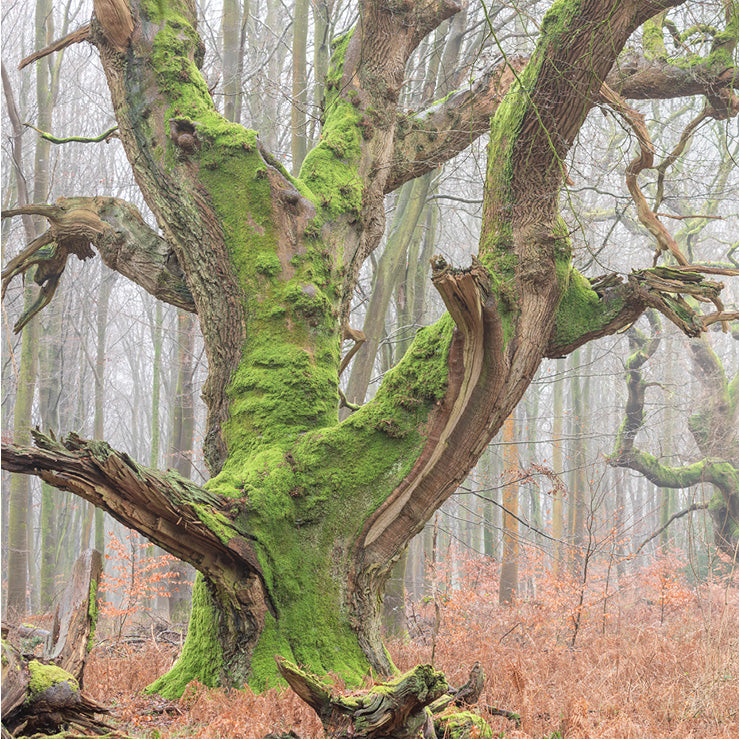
2;0;737;699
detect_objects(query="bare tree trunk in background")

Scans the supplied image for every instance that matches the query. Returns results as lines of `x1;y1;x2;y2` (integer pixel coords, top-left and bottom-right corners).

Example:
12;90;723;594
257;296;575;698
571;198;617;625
168;310;197;622
499;414;518;604
551;358;565;573
4;0;60;618
291;0;309;174
6;309;37;618
150;301;163;468
310;0;331;145
568;346;592;575
222;0;247;123
81;270;114;551
659;346;675;551
38;305;63;611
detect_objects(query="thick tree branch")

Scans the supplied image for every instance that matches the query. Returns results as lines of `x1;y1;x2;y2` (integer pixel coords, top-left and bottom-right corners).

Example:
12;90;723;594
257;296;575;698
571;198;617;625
2;197;195;331
606;55;739;102
386;15;737;195
546;265;737;358
0;430;260;580
17;24;91;70
385;58;525;193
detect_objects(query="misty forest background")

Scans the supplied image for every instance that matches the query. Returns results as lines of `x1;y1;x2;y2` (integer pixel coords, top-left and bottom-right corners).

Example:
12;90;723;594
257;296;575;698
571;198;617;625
1;0;738;735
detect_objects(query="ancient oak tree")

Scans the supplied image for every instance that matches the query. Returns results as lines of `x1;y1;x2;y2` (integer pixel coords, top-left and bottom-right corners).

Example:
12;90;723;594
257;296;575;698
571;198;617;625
3;0;738;696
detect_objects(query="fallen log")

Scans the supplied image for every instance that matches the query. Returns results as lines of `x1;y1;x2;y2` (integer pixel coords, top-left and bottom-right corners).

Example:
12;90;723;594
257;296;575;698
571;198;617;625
0;642;117;737
275;657;511;738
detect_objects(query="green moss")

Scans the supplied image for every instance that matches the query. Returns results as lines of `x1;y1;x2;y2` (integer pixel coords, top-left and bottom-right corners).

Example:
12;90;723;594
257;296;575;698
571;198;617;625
642;14;667;58
87;578;98;652
551;268;614;348
642;6;737;71
190;503;241;544
434;710;494;738
299;29;363;220
147;575;223;698
201;315;454;691
135;5;464;696
254;252;282;277
27;660;78;703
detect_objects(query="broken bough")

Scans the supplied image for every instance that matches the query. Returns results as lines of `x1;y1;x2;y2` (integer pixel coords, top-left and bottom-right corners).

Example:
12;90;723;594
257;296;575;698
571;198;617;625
274;657;520;738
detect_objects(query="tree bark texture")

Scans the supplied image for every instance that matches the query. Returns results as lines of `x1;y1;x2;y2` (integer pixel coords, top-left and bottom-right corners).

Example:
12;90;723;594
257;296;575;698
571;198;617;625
2;0;738;697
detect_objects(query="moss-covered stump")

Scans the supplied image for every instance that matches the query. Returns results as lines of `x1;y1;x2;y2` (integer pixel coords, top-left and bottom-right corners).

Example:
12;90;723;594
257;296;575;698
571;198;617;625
0;648;115;737
276;657;503;738
1;550;110;737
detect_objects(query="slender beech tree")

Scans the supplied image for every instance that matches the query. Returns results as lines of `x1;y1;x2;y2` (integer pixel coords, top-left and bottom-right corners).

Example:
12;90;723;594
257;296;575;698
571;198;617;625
2;0;738;696
498;413;519;603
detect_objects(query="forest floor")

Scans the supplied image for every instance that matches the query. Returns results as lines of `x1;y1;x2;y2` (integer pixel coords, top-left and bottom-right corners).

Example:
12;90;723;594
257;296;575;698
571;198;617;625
79;555;739;738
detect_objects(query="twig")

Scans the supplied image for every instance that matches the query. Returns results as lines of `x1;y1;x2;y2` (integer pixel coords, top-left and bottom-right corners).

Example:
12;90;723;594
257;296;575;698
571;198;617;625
654;212;723;221
483;705;522;727
633;502;709;556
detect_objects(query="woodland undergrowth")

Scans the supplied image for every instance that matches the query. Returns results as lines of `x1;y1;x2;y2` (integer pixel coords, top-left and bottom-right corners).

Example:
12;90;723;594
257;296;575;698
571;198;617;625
80;548;739;738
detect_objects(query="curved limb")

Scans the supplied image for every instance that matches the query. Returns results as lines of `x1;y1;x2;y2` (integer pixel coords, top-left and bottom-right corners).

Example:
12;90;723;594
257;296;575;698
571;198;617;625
609;325;739;556
2;197;195;330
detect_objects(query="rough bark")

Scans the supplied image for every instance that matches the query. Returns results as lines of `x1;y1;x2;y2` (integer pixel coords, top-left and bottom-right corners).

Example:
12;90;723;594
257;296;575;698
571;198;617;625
2;549;111;737
44;549;103;683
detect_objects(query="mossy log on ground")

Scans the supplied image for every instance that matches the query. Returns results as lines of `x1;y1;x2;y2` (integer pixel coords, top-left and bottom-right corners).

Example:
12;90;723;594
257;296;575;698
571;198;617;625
0;644;115;737
276;657;515;738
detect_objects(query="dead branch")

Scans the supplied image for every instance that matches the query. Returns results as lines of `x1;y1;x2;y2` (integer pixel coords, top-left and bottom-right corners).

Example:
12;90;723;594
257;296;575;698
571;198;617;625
633;503;709;556
0;430;261;581
2;197;195;327
703;311;739;328
277;657;494;738
93;0;134;52
18;24;91;70
339;325;366;376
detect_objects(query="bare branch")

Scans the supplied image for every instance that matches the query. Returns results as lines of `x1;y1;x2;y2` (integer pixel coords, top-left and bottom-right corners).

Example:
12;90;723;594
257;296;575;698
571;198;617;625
18;24;90;70
385;58;525;193
2;197;195;330
600;83;689;266
633;503;709;556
